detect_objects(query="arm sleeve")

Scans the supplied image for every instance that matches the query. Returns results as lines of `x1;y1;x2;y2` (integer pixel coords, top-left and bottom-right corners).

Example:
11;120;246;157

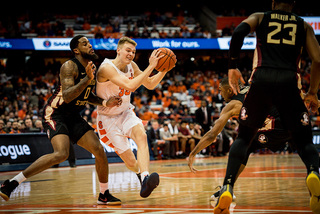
228;22;251;69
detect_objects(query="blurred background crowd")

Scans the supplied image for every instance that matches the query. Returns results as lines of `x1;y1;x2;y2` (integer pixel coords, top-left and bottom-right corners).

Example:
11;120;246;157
0;0;319;161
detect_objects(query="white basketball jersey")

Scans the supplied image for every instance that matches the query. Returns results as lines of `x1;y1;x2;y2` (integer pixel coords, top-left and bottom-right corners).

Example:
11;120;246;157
96;58;134;116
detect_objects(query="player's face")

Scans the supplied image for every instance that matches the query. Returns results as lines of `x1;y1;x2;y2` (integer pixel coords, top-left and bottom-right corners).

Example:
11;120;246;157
77;37;98;60
118;42;136;64
219;84;233;102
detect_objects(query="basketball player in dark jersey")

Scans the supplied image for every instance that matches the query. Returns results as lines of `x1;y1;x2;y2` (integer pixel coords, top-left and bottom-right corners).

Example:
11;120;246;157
215;0;320;213
188;77;293;200
0;35;122;205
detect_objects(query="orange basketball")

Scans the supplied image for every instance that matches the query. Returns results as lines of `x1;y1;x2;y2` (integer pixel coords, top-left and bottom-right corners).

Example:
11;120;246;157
155;48;177;72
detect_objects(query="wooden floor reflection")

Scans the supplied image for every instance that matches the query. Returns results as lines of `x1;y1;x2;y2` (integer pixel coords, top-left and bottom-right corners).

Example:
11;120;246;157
0;154;314;213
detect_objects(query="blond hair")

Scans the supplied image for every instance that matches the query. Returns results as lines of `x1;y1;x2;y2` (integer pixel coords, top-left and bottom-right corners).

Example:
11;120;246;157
117;36;137;48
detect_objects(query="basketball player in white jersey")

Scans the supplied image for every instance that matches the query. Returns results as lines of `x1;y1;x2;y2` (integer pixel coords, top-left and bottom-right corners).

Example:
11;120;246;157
96;37;169;198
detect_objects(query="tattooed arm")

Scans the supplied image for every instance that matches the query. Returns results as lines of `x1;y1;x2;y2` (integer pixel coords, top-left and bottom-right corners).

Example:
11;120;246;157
60;60;95;104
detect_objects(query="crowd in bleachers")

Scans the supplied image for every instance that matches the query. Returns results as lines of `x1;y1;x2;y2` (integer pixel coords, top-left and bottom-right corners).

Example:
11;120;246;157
0;50;317;159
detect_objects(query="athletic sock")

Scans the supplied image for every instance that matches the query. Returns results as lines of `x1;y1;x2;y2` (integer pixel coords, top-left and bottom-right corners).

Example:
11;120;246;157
141;171;149;179
10;172;26;184
100;182;109;194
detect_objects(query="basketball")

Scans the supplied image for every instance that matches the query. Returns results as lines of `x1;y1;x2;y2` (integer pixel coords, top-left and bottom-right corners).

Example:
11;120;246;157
155;48;177;72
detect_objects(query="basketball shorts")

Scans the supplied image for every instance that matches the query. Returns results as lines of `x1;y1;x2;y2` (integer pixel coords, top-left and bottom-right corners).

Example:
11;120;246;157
250;129;292;153
240;69;310;131
43;109;94;144
97;107;143;155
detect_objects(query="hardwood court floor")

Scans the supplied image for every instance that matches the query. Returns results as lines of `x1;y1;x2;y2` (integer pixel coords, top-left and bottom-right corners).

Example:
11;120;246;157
0;153;314;213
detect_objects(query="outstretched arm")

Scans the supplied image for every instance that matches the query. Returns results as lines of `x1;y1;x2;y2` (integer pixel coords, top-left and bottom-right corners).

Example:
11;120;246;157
188;100;242;173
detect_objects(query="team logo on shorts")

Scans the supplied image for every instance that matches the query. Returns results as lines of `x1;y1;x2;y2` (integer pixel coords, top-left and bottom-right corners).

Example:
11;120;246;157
301;112;309;126
240;107;248;120
258;134;268;144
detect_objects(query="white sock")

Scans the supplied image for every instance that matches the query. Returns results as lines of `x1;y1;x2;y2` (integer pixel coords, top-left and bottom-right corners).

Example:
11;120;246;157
100;182;108;194
141;171;149;179
10;172;26;184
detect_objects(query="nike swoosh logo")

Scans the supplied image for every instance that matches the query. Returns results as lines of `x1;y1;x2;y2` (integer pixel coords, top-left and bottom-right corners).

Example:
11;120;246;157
100;198;108;202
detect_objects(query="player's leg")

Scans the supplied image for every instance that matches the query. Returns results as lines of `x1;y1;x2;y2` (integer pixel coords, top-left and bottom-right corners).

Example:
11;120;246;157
130;124;150;175
0;134;70;201
214;82;270;214
118;149;139;174
130;123;160;198
275;85;320;213
77;130;121;205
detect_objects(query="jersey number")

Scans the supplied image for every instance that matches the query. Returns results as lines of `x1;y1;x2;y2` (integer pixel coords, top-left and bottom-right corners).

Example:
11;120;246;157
119;88;131;97
267;22;297;45
84;88;91;99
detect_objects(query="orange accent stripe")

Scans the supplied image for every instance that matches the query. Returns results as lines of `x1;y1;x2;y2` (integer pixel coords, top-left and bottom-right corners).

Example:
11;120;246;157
101;136;109;143
109;143;115;148
99;129;106;135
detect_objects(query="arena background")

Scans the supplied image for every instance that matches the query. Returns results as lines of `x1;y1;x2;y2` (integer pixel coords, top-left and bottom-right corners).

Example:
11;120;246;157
0;0;320;171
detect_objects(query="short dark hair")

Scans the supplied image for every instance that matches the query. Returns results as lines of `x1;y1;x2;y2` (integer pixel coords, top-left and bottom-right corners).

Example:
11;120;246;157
70;35;85;54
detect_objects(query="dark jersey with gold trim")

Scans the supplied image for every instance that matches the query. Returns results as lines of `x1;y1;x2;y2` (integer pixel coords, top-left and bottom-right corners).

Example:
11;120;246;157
253;10;305;72
45;58;95;114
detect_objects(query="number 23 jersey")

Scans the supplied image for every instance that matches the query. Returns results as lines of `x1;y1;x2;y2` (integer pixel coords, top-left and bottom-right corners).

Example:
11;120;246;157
96;58;134;116
253;10;305;72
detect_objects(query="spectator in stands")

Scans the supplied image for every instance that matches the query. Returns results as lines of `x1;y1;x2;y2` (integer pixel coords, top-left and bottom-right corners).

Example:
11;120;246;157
147;120;170;160
0;119;6;133
159;123;178;159
195;100;212;133
82;20;91;30
24;118;34;132
189;122;203;145
34;119;44;132
17;103;27;120
9;121;20;134
178;120;195;157
65;27;74;37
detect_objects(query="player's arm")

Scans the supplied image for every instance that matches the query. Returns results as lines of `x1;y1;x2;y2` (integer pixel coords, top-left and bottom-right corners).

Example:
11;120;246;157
97;49;162;92
60;60;95;103
304;22;320;112
87;92;122;107
188;100;242;173
228;13;263;94
131;61;167;90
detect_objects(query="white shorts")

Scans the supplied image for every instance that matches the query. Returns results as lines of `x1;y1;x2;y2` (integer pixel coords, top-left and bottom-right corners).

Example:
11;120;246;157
97;108;143;155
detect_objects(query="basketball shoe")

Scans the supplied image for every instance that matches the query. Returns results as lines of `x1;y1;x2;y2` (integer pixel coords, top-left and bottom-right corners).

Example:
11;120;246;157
210;186;236;201
306;171;320;213
0;179;19;201
140;172;160;198
97;190;121;205
213;184;233;214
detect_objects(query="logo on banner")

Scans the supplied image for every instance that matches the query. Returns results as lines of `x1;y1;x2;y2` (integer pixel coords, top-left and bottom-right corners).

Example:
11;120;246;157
43;40;51;48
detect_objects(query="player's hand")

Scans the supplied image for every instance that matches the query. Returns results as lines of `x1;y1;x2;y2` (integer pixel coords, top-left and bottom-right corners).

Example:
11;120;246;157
228;68;245;95
149;49;164;68
304;92;319;114
86;61;96;81
187;154;198;174
105;95;122;107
